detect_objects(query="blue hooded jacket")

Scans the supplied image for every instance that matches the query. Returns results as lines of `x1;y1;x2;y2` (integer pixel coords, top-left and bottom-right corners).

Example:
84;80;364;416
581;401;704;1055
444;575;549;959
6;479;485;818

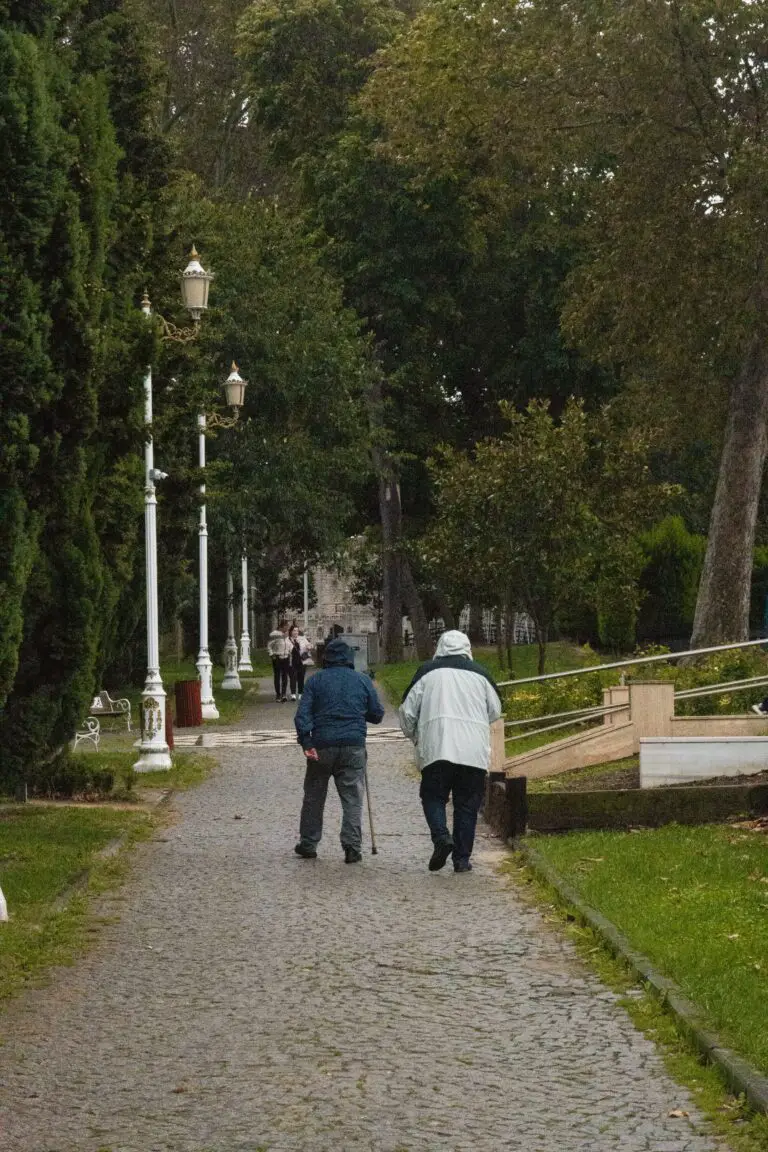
294;639;384;750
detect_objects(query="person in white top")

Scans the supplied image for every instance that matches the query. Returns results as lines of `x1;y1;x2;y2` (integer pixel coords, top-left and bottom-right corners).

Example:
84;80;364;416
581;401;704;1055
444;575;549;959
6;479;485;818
267;620;292;702
399;630;502;873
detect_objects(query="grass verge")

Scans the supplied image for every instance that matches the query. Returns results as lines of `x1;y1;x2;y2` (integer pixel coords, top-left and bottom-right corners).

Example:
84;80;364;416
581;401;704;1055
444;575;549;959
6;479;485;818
504;852;768;1151
527;825;768;1077
527;755;640;793
58;750;217;798
0;805;154;1004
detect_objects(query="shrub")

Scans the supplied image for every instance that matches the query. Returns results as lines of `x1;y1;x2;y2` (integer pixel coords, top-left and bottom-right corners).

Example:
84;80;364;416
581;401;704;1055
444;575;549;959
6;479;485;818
637;516;705;645
24;752;121;800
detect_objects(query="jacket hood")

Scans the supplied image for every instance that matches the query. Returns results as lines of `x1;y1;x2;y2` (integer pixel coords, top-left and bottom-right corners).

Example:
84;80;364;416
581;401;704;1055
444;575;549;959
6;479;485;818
323;639;355;669
434;630;472;660
269;629;284;639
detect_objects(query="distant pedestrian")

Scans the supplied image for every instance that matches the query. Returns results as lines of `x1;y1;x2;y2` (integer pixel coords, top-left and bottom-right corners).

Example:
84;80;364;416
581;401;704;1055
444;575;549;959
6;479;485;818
294;638;384;862
267;620;291;702
287;624;311;700
399;630;502;874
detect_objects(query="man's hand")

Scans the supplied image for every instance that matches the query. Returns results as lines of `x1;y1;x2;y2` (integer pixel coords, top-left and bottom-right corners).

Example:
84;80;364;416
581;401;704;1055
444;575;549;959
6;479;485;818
304;747;319;761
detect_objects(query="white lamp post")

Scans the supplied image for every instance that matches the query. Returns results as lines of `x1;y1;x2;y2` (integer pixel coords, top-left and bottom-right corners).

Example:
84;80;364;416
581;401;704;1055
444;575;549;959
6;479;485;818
196;414;219;720
221;569;242;690
199;362;248;702
134;249;213;772
303;564;310;633
238;554;253;672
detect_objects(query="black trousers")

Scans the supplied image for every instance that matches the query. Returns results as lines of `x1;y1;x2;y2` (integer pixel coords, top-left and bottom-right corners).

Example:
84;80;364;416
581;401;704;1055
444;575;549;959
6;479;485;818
288;660;306;695
419;760;486;865
272;657;289;698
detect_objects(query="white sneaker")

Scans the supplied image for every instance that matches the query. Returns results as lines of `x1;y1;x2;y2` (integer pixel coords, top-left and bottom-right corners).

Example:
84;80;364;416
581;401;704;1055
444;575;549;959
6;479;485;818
752;703;767;715
290;693;297;701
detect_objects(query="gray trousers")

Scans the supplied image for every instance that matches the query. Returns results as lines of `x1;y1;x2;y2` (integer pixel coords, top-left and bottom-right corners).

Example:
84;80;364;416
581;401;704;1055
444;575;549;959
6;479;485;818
298;746;366;851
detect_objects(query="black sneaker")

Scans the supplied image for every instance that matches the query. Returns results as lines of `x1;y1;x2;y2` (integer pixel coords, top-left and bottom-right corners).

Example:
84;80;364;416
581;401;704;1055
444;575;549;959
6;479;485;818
454;859;473;874
428;839;454;872
294;843;317;859
344;847;363;864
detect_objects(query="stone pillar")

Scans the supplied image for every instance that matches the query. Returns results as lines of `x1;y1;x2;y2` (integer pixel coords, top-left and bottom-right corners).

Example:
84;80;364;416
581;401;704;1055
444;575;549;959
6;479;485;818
490;717;506;772
629;680;675;745
603;685;630;726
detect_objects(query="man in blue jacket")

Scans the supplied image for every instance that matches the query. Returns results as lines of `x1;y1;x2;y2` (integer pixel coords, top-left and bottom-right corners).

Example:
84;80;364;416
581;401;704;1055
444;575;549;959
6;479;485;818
294;638;385;863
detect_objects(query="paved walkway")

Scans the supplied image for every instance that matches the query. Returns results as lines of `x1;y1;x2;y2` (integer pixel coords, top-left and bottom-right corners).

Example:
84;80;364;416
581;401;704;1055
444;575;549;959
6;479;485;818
0;686;723;1152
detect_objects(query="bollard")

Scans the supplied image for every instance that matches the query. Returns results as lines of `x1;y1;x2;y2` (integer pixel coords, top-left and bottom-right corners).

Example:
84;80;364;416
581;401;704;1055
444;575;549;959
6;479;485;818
505;775;528;839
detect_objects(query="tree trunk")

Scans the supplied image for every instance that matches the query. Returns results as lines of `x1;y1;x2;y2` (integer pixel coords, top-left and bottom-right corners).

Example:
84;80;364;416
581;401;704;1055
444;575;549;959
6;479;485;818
369;374;402;663
401;556;431;660
505;592;515;676
494;606;505;670
691;337;768;647
434;588;456;631
468;601;484;645
536;625;548;675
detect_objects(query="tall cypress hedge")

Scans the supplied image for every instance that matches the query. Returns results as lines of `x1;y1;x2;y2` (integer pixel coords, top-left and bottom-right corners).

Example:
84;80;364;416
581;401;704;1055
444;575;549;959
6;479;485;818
0;1;170;788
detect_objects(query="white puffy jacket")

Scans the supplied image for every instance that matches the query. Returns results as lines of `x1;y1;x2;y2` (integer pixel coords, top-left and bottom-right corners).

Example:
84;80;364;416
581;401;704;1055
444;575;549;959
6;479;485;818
398;631;502;772
267;630;292;659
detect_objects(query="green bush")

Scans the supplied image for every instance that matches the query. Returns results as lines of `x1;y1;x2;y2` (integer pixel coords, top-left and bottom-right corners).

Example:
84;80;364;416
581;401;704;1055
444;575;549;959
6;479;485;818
22;751;135;801
502;646;768;723
750;545;768;635
637;516;705;645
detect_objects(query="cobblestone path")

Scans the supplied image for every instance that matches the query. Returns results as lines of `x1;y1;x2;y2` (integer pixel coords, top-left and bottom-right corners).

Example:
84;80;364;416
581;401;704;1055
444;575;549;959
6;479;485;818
0;687;723;1152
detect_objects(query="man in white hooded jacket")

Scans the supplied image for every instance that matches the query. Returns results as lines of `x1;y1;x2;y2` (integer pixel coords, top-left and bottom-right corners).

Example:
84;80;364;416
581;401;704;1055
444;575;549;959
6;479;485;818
399;630;502;873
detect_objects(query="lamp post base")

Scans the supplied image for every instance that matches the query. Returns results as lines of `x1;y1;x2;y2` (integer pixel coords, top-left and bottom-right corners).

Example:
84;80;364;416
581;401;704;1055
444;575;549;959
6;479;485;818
133;681;171;772
221;637;242;690
133;747;173;772
196;650;219;720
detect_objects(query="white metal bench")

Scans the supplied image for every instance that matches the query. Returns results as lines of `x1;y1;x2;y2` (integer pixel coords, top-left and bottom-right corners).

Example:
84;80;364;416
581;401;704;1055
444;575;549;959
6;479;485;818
89;690;131;731
73;716;101;751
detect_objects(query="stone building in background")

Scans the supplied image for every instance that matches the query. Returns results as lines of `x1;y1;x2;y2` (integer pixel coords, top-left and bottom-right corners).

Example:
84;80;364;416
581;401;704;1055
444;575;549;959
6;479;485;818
303;566;378;643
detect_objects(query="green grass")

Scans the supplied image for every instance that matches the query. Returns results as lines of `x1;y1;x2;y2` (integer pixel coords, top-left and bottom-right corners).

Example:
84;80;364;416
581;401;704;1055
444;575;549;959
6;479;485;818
505;853;768;1152
376;641;593;705
134;752;216;791
0;805;154;1002
531;824;768;1078
528;755;639;793
65;749;216;795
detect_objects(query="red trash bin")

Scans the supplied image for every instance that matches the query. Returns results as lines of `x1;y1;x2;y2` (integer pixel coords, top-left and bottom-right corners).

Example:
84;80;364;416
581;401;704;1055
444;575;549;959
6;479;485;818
165;703;175;750
174;680;202;728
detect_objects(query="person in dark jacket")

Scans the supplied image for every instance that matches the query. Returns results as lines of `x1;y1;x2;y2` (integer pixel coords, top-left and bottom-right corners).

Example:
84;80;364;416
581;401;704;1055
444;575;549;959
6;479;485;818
294;638;384;863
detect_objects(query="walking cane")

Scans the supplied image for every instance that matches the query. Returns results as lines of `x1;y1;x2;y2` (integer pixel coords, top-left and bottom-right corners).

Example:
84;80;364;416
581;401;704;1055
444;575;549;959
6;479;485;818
364;766;378;855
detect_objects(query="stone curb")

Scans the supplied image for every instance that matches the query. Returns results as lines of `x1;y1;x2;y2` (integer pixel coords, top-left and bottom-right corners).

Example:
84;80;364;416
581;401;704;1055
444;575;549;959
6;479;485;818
512;837;768;1115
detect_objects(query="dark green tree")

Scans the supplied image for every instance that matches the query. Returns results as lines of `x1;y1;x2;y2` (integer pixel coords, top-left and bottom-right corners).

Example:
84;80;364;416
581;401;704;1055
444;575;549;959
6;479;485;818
0;1;171;789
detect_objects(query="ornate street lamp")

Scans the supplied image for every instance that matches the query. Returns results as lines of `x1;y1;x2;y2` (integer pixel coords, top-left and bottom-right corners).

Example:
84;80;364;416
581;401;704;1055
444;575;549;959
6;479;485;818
199;363;248;704
238;553;254;674
134;247;212;772
221;569;243;691
180;246;214;320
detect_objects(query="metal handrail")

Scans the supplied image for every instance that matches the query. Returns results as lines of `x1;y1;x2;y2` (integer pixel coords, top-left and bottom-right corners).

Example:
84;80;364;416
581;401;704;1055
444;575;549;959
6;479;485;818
497;636;767;688
675;675;768;701
504;702;629;728
506;711;629;743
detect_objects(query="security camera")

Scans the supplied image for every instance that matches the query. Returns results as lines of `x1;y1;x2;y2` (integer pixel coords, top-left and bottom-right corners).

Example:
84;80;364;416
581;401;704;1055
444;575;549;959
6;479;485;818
149;468;169;482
